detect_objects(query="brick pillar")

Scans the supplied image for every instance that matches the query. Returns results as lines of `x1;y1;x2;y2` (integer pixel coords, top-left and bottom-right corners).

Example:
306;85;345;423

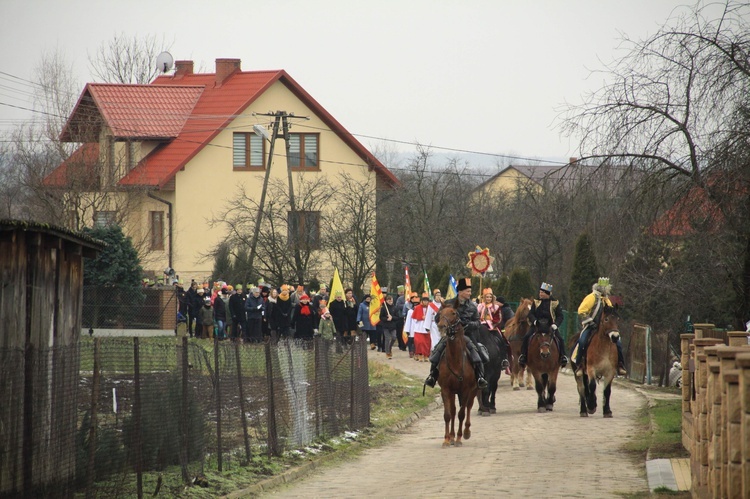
717;346;750;498
694;323;716;340
734;352;750;499
728;331;749;347
681;334;695;450
706;347;721;496
724;370;742;498
692;338;725;490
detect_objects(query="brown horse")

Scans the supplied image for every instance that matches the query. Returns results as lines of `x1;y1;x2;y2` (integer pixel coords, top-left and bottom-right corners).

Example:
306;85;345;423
525;326;562;413
436;304;476;447
573;305;621;418
505;299;534;390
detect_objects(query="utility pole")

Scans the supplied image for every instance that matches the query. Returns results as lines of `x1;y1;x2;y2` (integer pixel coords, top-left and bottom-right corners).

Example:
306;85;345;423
246;111;308;278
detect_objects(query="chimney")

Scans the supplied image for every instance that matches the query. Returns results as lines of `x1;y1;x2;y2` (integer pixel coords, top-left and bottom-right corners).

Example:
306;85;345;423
569;157;578;165
174;60;194;77
215;58;241;86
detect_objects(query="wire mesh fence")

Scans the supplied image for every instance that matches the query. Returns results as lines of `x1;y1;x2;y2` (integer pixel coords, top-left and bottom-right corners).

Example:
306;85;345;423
0;334;370;498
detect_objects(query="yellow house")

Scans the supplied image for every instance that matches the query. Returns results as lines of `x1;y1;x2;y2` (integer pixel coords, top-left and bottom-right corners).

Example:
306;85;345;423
45;58;398;282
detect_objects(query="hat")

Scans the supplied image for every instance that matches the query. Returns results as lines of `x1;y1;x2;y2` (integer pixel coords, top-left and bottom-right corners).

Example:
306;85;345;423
456;277;472;291
235;284;243;291
221;286;228;294
204;297;211;304
226;285;233;292
598;277;610;288
483;288;493;296
397;285;405;292
197;288;205;295
496;295;506;304
540;282;553;294
320;283;328;290
300;293;310;301
249;286;259;293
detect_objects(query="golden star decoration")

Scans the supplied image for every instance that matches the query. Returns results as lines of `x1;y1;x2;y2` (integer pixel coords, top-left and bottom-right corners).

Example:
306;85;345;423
467;246;494;275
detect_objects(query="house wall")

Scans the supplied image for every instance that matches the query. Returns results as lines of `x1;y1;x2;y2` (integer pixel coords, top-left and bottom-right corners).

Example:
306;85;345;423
145;80;377;283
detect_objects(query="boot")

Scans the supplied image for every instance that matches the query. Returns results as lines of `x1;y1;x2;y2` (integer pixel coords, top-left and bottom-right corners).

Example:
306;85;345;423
560;355;568;368
386;352;392;360
425;366;438;387
474;362;488;390
518;354;527;367
618;362;627;376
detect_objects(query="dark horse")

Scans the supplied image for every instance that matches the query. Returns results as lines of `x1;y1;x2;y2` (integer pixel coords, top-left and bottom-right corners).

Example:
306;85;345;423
505;298;533;391
526;327;562;413
471;323;508;415
436;304;476;447
572;305;621;418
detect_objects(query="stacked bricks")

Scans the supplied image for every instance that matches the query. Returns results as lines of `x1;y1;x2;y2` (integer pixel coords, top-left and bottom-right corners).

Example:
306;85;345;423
682;324;750;498
737;352;750;498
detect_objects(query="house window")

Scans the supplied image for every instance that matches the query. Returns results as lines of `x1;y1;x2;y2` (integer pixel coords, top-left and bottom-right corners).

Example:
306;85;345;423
150;211;165;250
94;211;116;228
288;134;319;168
233;132;265;168
288;211;320;249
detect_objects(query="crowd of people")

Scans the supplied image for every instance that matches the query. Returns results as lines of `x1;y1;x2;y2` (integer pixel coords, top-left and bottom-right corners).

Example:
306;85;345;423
171;274;627;381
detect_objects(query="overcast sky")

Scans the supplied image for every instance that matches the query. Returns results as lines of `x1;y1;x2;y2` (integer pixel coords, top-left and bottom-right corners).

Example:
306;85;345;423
1;0;698;167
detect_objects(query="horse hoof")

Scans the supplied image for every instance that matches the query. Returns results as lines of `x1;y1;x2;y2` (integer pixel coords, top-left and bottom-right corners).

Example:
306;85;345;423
527;385;534;390
537;407;546;413
442;442;450;448
519;383;525;388
490;408;496;414
481;411;490;417
546;405;553;411
464;430;471;440
513;386;520;391
604;412;613;418
588;408;596;415
454;441;462;447
580;412;588;417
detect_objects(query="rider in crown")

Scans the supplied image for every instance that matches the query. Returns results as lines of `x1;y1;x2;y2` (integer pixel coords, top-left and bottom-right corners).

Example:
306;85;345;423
573;277;627;376
517;282;568;368
424;277;488;390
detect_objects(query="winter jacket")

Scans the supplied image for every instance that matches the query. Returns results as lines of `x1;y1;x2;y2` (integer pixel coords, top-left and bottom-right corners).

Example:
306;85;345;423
199;305;214;326
292;302;317;339
229;292;246;321
213;295;227;322
329;298;348;333
380;302;397;330
357;301;375;331
344;299;359;331
245;293;265;320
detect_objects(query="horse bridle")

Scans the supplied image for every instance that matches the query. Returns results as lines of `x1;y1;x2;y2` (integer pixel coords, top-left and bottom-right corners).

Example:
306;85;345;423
438;313;467;381
440;315;461;340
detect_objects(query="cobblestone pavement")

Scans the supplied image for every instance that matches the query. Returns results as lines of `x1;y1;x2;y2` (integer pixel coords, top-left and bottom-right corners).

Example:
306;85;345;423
263;347;649;498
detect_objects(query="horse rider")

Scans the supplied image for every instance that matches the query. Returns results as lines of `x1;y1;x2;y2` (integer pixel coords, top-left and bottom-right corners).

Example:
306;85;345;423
573;277;627;376
518;282;568;368
424;277;488;390
477;288;510;369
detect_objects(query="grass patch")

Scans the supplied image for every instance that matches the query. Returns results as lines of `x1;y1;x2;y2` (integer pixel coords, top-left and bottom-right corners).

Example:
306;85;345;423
622;398;687;460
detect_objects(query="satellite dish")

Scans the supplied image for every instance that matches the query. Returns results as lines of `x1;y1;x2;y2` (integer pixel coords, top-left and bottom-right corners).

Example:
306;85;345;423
155;51;174;73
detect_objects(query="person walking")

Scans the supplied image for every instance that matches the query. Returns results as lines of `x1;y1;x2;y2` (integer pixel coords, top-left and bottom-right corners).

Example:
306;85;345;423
393;285;407;351
357;294;377;349
380;295;398;359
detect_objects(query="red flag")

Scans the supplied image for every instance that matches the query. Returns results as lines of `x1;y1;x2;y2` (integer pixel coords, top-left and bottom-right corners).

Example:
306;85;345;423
369;272;384;325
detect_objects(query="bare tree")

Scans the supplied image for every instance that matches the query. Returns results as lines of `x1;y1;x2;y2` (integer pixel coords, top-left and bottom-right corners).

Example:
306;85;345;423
561;0;750;327
88;33;174;84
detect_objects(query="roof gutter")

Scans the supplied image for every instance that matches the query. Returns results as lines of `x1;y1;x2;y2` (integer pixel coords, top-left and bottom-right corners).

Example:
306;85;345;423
146;191;173;269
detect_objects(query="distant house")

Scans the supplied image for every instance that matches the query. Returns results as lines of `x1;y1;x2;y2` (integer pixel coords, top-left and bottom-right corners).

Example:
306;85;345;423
45;58;398;281
474;158;635;198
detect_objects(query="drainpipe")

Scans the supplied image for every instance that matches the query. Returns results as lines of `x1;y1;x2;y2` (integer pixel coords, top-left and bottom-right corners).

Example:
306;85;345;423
147;191;172;269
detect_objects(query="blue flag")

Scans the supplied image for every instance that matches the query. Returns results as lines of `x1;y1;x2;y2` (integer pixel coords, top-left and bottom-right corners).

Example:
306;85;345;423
445;274;458;300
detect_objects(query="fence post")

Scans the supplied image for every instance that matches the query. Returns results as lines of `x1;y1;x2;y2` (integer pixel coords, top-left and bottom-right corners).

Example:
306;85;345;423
179;336;189;483
133;337;143;499
264;341;280;456
234;342;251;463
350;335;355;428
314;336;321;437
214;336;222;472
85;338;101;499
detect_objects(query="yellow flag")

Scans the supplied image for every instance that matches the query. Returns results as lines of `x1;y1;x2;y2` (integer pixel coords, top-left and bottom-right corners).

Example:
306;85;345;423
369;272;384;326
329;268;345;303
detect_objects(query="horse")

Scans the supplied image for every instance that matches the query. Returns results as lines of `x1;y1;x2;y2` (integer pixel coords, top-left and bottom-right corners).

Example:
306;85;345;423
471;323;508;415
436;304;476;447
572;305;621;418
525;325;563;413
504;298;534;391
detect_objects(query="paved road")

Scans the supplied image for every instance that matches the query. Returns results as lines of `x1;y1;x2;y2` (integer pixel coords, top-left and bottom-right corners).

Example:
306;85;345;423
264;347;649;498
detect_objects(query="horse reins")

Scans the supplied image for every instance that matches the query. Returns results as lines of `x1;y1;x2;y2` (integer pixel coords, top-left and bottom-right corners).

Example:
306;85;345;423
439;315;468;382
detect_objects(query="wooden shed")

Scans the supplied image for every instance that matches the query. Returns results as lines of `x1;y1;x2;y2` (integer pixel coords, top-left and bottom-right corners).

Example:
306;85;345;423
0;219;103;495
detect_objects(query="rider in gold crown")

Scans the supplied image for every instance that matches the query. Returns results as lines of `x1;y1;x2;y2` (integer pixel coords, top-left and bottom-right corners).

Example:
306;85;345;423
573;277;627;376
518;282;568;368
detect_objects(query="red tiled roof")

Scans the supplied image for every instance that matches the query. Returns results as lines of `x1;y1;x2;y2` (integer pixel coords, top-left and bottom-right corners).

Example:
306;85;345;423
60;84;203;141
124;69;397;188
43;143;99;188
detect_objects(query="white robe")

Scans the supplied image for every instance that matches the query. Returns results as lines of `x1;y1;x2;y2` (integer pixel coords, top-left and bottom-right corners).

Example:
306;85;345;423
425;301;442;350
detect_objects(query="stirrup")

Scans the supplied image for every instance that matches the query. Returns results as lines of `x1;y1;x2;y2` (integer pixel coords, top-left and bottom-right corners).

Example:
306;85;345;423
477;377;488;389
501;358;510;369
560;356;568;368
424;375;436;388
518;354;527;367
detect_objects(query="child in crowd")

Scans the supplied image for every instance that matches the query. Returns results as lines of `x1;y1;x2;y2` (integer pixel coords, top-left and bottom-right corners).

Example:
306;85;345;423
200;296;214;339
